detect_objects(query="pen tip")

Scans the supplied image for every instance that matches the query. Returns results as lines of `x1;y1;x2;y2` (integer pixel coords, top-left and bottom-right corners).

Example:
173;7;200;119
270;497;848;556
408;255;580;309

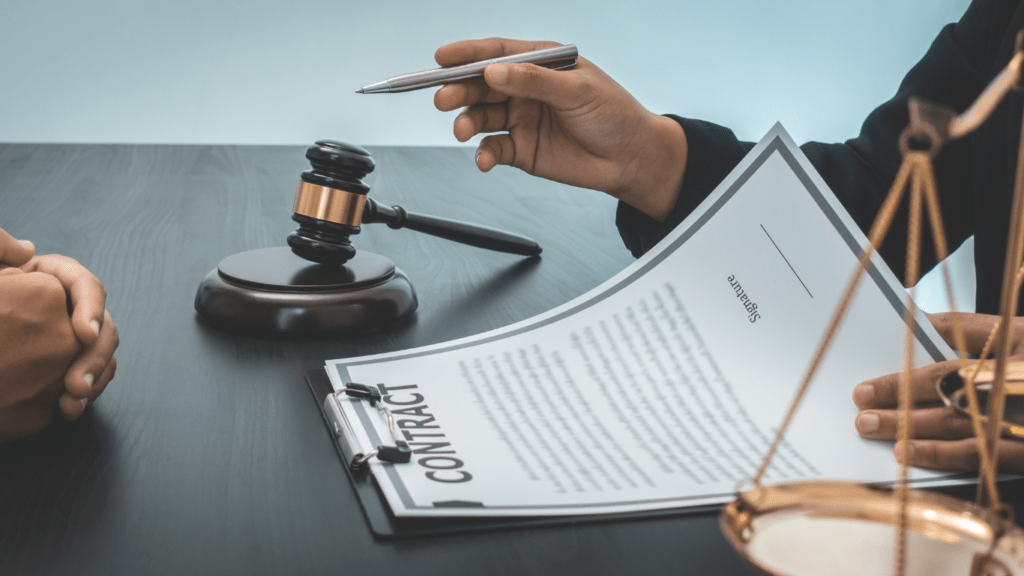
355;88;364;94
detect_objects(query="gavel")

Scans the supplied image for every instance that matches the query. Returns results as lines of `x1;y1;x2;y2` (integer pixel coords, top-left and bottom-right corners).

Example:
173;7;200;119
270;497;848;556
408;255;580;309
194;140;541;336
287;140;541;266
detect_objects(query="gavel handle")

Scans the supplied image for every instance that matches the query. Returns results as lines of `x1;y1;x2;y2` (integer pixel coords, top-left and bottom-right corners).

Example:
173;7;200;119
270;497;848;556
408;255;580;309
362;198;542;256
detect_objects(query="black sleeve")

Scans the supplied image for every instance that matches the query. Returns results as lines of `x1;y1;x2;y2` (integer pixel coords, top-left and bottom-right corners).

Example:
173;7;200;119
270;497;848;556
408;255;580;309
616;117;754;258
617;0;999;280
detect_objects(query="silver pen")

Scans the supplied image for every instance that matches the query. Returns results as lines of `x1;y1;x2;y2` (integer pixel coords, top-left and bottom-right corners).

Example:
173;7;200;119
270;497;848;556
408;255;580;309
356;44;578;94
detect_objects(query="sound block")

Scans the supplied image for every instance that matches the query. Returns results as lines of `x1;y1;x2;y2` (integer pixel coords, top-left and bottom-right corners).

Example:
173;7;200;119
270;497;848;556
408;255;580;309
194;247;417;336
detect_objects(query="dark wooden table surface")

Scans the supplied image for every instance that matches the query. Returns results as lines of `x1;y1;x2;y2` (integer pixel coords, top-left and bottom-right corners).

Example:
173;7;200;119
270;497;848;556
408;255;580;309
0;143;775;576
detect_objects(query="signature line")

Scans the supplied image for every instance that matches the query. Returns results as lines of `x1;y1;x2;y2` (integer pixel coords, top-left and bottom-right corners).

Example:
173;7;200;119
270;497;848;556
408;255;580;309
761;224;813;298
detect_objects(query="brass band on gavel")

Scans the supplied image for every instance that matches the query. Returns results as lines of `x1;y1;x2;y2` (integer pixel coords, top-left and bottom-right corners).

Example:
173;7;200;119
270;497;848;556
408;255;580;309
292;181;367;228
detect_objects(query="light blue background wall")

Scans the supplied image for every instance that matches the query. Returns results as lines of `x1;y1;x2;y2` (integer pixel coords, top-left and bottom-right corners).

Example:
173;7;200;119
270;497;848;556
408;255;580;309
0;0;970;146
0;0;978;311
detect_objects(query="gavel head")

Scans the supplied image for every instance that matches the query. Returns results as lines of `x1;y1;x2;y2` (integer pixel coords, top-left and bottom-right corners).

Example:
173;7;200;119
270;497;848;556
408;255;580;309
287;140;375;265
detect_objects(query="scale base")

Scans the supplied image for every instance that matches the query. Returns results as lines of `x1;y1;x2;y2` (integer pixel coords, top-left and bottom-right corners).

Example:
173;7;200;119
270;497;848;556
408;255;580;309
194;247;417;336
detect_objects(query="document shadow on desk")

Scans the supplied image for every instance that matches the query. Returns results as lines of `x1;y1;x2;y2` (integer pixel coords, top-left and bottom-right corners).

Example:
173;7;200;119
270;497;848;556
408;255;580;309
304;368;721;539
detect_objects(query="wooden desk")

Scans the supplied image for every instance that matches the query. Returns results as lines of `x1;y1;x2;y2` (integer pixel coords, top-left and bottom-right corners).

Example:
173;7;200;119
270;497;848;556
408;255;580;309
0;143;852;575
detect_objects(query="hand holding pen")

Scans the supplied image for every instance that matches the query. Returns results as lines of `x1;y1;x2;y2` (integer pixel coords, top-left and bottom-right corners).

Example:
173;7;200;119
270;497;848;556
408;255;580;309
424;38;689;224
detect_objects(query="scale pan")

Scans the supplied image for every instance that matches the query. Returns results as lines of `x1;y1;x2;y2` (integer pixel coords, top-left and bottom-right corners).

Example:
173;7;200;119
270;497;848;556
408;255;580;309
721;480;1024;576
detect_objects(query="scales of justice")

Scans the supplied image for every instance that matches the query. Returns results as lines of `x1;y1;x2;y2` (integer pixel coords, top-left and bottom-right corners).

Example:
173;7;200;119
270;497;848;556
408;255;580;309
719;31;1024;576
193;140;541;335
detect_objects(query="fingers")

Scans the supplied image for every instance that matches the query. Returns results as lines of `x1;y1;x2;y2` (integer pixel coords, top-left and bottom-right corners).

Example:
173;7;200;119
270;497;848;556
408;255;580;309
91;355;117;399
852;358;959;409
59;355;116;421
435;38;561;67
454;104;510;142
0;266;24;276
855;313;1024;411
895;438;1024;474
482;62;587;110
434;79;508;112
855;406;974;440
475;134;517;172
435;55;589;113
0;227;35;267
21;254;106;346
58;390;90;420
433;38;564;111
63;309;119;399
60;308;118;422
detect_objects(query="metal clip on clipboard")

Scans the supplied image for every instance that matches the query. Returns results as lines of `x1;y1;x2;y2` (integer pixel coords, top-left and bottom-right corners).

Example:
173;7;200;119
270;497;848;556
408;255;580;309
323;382;412;470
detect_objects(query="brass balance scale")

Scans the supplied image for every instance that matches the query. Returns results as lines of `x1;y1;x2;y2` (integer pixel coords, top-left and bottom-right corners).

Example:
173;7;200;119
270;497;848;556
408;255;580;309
719;32;1024;576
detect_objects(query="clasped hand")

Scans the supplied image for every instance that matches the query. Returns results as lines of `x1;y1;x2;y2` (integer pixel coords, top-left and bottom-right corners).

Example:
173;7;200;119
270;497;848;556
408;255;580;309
0;227;118;442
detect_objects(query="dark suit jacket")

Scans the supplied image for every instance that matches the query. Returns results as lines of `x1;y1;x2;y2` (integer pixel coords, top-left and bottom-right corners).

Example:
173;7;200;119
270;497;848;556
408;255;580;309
617;0;1024;314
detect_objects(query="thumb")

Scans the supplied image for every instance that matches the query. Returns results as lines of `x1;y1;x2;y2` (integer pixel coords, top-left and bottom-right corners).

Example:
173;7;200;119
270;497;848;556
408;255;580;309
0;228;35;266
483;62;585;110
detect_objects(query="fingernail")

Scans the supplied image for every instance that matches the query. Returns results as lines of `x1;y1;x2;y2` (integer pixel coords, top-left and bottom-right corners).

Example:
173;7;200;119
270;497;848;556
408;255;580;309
857;412;880;434
853;383;875;406
80;397;89;409
895;441;915;461
83;373;94;392
90;319;100;335
488;64;509;85
17;239;34;251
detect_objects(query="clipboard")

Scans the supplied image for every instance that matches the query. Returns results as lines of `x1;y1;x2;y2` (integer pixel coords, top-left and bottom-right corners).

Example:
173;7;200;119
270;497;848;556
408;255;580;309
304;368;723;538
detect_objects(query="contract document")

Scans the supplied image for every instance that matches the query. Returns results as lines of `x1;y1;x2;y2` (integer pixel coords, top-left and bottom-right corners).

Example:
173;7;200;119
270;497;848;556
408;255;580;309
324;124;957;518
